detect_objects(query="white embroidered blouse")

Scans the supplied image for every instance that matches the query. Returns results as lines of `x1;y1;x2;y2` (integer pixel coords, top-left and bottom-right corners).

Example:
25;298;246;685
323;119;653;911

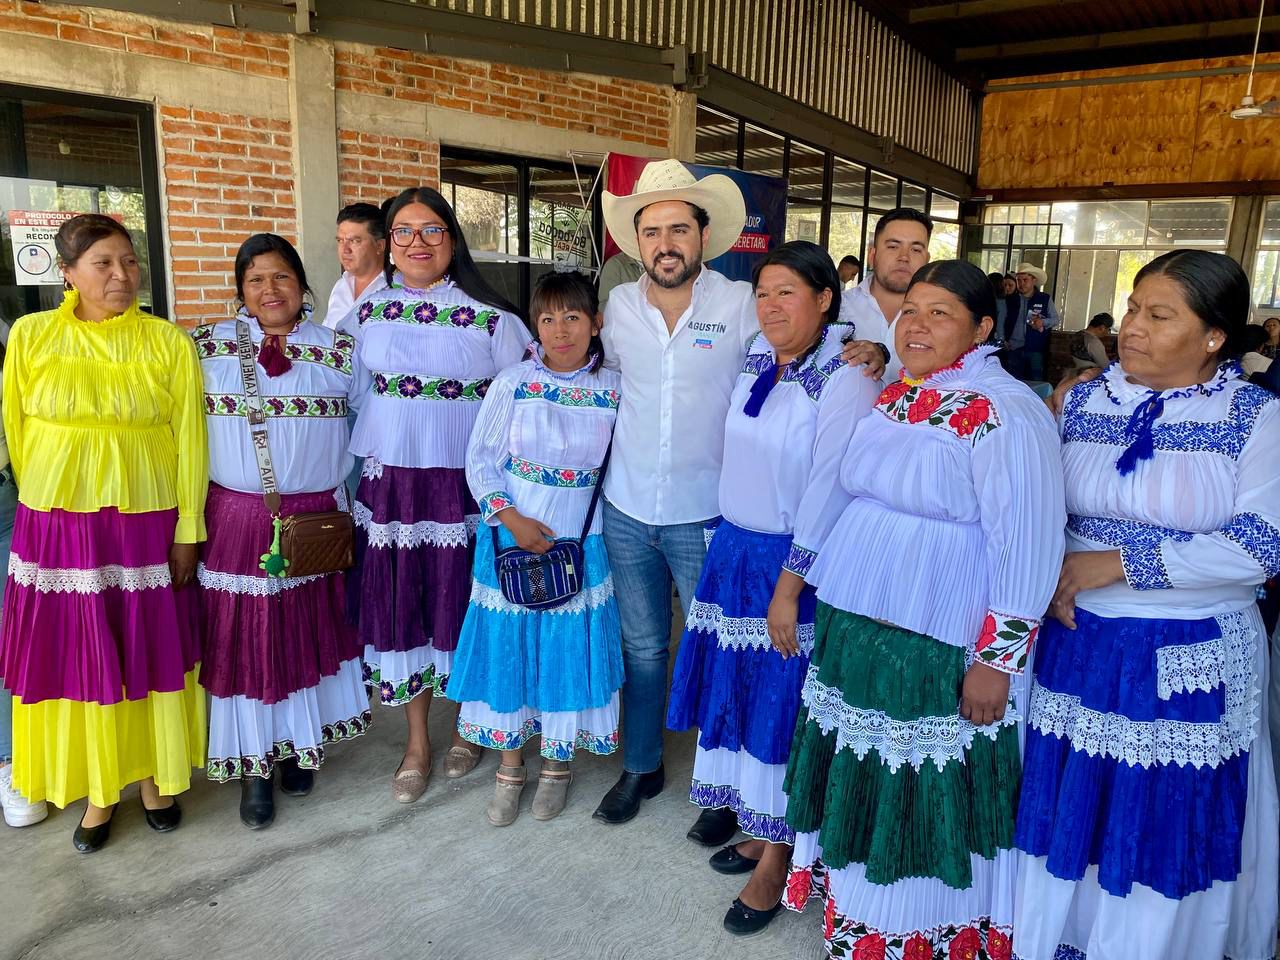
719;323;880;535
1062;363;1280;621
465;353;620;539
346;280;532;470
194;313;356;495
792;345;1066;675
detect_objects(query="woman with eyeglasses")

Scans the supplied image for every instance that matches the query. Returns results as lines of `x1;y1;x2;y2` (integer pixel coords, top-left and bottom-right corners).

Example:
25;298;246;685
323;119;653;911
347;186;531;803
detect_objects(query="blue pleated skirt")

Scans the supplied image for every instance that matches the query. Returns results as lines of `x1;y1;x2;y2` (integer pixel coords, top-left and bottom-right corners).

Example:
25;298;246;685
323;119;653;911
1015;607;1254;901
666;520;816;764
446;529;623;714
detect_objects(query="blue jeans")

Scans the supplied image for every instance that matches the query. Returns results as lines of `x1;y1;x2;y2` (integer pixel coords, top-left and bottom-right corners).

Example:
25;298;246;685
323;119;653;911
0;468;18;760
603;500;708;774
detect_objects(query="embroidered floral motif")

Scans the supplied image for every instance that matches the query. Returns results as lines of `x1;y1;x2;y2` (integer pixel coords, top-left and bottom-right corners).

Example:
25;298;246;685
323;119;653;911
364;299;499;334
799;664;1017;773
478;490;514;522
1221;511;1280;579
1028;610;1257;770
783;868;1012;960
742;351;774;376
1067;514;1192;549
362;662;447;705
1063;377;1273;461
740;325;851;403
784;543;817;577
371;373;491;401
468;578;615;616
504;454;600;488
975;610;1039;674
8;555;171;594
1120;543;1172;590
203;393;348;418
688;781;795;843
354;501;476;549
1156;638;1224;699
514;381;620;409
457;717;618;760
686;599;815;655
205;709;371;782
196;563;325;596
193;334;354;373
878;384;1001;444
360;457;384;481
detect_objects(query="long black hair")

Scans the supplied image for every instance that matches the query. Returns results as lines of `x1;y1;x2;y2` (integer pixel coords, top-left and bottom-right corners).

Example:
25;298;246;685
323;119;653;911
383;186;524;321
1132;250;1250;361
529;269;604;372
905;259;998;344
233;233;312;309
751;240;844;368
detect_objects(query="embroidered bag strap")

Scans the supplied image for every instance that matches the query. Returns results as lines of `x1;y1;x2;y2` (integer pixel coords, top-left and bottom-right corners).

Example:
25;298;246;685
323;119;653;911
234;318;283;516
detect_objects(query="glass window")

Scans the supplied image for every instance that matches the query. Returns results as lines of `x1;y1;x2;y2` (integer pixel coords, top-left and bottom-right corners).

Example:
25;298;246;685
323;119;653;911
529;165;593;268
930;193;960;220
1112;249;1159;321
0;92;165;324
1254;198;1280;308
827;207;864;266
787;141;825;203
1146;199;1231;247
442;157;518;255
1050;201;1148;246
900;181;927;212
931;221;960;260
786;203;823;244
742;123;785;180
869;171;898;210
695;103;739;168
830;158;865;207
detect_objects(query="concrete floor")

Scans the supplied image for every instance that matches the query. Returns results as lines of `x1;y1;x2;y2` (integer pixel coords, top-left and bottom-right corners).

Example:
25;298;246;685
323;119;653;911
0;645;825;960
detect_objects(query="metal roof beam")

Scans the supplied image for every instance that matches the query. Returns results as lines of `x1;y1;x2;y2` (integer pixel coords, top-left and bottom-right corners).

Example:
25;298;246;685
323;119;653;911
910;0;1093;24
957;15;1280;61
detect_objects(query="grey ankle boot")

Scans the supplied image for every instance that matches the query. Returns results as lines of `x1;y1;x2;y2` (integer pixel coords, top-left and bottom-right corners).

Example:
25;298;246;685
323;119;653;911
487;764;527;827
531;760;573;821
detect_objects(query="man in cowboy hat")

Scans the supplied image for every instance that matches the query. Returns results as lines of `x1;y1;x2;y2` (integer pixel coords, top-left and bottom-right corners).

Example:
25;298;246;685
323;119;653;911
1001;261;1059;381
592;158;884;833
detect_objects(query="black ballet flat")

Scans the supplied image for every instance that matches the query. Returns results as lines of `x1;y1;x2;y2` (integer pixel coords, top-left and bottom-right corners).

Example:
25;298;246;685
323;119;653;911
73;807;116;854
709;844;760;875
143;796;182;833
723;897;783;936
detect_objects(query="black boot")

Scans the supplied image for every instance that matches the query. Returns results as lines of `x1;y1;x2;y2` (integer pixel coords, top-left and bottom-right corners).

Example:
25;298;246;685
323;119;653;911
687;806;739;846
591;765;664;825
278;756;314;797
240;774;275;829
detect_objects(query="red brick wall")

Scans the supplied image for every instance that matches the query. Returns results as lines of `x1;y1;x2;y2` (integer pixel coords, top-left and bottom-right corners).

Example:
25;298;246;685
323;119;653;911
160;106;296;325
338;130;440;207
334;45;672;150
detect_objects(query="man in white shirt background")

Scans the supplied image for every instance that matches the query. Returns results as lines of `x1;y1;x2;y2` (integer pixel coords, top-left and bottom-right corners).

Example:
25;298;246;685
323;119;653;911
837;207;932;384
322;202;388;328
593;160;883;834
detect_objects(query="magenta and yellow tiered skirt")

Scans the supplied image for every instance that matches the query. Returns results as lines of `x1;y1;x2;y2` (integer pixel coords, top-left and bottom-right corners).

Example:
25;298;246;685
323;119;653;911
0;505;206;808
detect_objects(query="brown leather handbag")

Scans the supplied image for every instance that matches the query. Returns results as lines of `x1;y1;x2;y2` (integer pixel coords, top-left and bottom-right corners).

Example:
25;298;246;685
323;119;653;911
236;319;355;580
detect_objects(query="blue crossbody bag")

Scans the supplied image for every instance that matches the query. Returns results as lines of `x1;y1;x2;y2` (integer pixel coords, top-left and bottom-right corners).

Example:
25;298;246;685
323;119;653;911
491;441;612;611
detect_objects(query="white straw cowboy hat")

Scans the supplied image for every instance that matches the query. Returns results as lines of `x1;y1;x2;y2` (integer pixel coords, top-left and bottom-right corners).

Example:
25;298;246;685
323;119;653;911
603;158;747;262
1015;261;1048;286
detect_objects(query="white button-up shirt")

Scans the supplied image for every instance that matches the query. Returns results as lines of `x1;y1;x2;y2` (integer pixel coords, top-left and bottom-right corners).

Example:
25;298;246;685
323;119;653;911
322;269;389;329
838;275;901;385
602;267;757;526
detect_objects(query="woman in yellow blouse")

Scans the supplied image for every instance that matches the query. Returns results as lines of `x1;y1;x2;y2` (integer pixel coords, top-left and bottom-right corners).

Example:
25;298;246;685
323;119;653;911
0;214;208;853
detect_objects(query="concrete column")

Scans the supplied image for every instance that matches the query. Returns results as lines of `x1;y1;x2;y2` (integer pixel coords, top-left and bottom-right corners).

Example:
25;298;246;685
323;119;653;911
288;36;340;320
670;91;698;161
1229;194;1264;275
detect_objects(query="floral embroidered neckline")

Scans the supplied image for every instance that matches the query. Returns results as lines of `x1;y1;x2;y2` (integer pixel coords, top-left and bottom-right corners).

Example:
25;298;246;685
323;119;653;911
392;274;453;295
749;322;852;375
1102;360;1240;408
898;344;997;387
530;345;600;381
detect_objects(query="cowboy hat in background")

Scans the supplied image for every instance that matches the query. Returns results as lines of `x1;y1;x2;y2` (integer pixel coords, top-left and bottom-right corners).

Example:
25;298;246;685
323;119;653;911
602;158;747;262
1015;261;1048;287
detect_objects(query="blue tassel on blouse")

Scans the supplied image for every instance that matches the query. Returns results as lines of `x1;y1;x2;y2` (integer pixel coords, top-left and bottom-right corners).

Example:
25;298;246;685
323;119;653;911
1115;392;1165;476
742;362;779;418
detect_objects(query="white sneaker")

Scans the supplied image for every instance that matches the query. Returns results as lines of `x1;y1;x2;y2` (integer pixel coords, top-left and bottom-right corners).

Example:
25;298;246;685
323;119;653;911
0;764;48;827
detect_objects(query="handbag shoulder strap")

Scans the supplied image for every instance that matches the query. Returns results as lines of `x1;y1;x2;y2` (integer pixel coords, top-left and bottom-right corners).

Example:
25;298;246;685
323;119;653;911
577;435;613;542
235;318;282;516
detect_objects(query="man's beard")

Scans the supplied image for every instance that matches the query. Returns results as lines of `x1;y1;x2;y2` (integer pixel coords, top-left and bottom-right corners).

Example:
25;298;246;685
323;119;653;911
645;249;702;289
873;267;910;295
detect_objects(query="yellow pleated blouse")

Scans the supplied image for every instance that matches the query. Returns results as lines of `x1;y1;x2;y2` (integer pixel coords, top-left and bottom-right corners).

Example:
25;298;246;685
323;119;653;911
3;290;209;543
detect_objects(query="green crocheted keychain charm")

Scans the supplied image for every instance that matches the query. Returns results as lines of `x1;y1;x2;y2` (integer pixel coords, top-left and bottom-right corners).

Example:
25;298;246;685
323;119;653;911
259;515;289;577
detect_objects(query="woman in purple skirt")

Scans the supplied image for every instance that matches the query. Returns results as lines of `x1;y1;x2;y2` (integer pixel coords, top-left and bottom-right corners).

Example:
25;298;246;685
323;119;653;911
347;187;531;802
196;234;370;829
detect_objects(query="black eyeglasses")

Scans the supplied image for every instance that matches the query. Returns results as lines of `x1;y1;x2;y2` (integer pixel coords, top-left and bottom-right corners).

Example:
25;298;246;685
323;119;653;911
390;225;449;247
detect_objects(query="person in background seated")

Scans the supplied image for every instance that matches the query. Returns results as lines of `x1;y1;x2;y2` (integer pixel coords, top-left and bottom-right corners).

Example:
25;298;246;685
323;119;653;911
1261;315;1279;360
1071;312;1113;370
1240;324;1273;379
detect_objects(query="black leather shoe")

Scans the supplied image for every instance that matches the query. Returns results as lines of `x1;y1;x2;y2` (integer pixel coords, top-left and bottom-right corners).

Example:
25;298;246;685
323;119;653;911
278;757;314;797
709;844;760;875
723;897;782;936
143;797;182;833
591;765;664;824
73;807;115;854
240;775;275;830
687;806;739;846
